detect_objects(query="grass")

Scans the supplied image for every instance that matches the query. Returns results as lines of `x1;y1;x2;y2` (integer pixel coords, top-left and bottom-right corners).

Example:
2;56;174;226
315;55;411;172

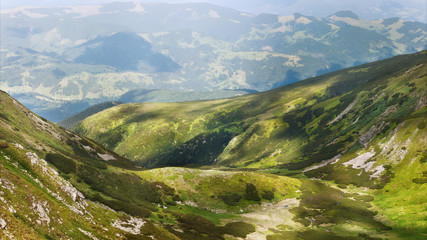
1;51;427;238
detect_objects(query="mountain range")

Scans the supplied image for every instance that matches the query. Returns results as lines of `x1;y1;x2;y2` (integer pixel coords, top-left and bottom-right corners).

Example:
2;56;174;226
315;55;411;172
1;50;426;239
1;2;426;122
2;0;426;23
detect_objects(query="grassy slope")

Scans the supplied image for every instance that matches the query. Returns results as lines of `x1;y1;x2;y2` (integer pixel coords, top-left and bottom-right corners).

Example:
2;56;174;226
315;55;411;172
0;91;183;239
1;91;304;239
0;89;416;240
2;51;426;239
75;51;426;169
74;51;427;238
58;101;122;129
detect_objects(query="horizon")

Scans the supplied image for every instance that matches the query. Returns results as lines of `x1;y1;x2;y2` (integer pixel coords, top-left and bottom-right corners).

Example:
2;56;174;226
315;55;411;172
1;0;426;22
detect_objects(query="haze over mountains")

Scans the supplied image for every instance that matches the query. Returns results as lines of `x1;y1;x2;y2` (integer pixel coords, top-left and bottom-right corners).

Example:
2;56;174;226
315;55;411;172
2;0;426;23
1;1;426;121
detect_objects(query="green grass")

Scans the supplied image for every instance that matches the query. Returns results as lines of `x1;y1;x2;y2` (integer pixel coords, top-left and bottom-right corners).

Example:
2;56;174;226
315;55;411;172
1;51;427;239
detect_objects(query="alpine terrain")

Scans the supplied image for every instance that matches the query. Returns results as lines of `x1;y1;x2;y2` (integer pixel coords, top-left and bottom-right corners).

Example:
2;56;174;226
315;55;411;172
0;49;425;239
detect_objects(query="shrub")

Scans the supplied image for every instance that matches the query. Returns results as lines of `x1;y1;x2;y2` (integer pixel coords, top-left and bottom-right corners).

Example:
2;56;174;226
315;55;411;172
0;142;8;148
244;183;261;201
108;199;152;218
262;190;275;200
45;153;76;174
417;122;426;129
219;193;242;206
222;222;256;238
313;107;325;118
412;178;427;184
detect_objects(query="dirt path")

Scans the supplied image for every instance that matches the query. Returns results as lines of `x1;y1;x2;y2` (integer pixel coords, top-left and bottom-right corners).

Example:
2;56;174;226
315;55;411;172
225;198;302;239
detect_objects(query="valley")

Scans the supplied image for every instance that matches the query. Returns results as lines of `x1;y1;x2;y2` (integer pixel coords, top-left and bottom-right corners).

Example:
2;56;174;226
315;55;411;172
0;50;426;239
1;1;426;239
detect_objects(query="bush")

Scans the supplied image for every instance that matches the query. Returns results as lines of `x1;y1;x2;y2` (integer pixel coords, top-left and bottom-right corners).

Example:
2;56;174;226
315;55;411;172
0;142;8;148
354;195;374;202
412;178;427;184
108;199;152;218
417;122;426;129
262;190;275;200
45;153;76;174
313;107;325;117
222;222;256;238
244;183;261;201
219;193;242;206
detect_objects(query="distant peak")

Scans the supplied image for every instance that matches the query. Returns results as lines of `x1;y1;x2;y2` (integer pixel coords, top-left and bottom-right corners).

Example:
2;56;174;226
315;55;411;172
330;10;359;19
293;12;305;18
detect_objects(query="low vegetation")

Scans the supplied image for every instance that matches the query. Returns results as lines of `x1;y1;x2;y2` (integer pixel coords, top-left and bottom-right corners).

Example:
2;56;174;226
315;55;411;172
0;51;426;239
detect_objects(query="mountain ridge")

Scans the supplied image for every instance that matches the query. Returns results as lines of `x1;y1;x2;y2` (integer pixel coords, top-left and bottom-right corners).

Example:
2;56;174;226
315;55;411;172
1;51;426;238
1;2;426;122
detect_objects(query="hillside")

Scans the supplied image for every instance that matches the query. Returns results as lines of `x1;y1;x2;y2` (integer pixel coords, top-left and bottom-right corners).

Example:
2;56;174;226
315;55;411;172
75;51;427;167
74;51;427;238
0;91;177;239
66;32;180;72
1;53;426;238
1;2;426;121
0;90;300;239
3;90;392;240
58;101;123;129
58;89;256;128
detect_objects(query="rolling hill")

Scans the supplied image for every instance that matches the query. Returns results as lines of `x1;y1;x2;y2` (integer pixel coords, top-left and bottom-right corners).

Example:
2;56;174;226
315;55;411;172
74;51;427;238
0;90;297;239
58;89;256;129
1;51;426;238
75;51;427;168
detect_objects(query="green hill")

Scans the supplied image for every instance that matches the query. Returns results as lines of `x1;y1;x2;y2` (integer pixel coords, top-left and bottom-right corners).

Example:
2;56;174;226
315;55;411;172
73;51;427;238
75;51;426;168
58;89;255;129
58;101;123;129
0;90;293;239
1;52;426;239
118;88;257;104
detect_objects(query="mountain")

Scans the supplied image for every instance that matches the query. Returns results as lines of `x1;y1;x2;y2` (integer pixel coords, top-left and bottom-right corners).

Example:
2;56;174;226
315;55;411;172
2;0;426;23
66;32;180;72
58;101;123;129
1;2;426;122
0;90;295;239
74;51;427;237
1;52;426;238
118;88;258;104
1;89;391;240
58;89;256;128
74;50;427;168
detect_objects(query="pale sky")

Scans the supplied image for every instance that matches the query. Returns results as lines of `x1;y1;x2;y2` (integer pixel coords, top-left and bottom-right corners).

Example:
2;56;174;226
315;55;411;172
1;0;426;22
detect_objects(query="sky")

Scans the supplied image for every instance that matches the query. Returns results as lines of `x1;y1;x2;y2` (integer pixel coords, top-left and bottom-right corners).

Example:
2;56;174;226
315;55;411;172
1;0;426;22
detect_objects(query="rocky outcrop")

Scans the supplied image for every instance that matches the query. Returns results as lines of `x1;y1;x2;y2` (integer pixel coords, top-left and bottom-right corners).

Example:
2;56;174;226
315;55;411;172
359;122;387;148
32;201;51;225
343;151;385;179
328;96;359;125
0;218;6;229
112;217;146;235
